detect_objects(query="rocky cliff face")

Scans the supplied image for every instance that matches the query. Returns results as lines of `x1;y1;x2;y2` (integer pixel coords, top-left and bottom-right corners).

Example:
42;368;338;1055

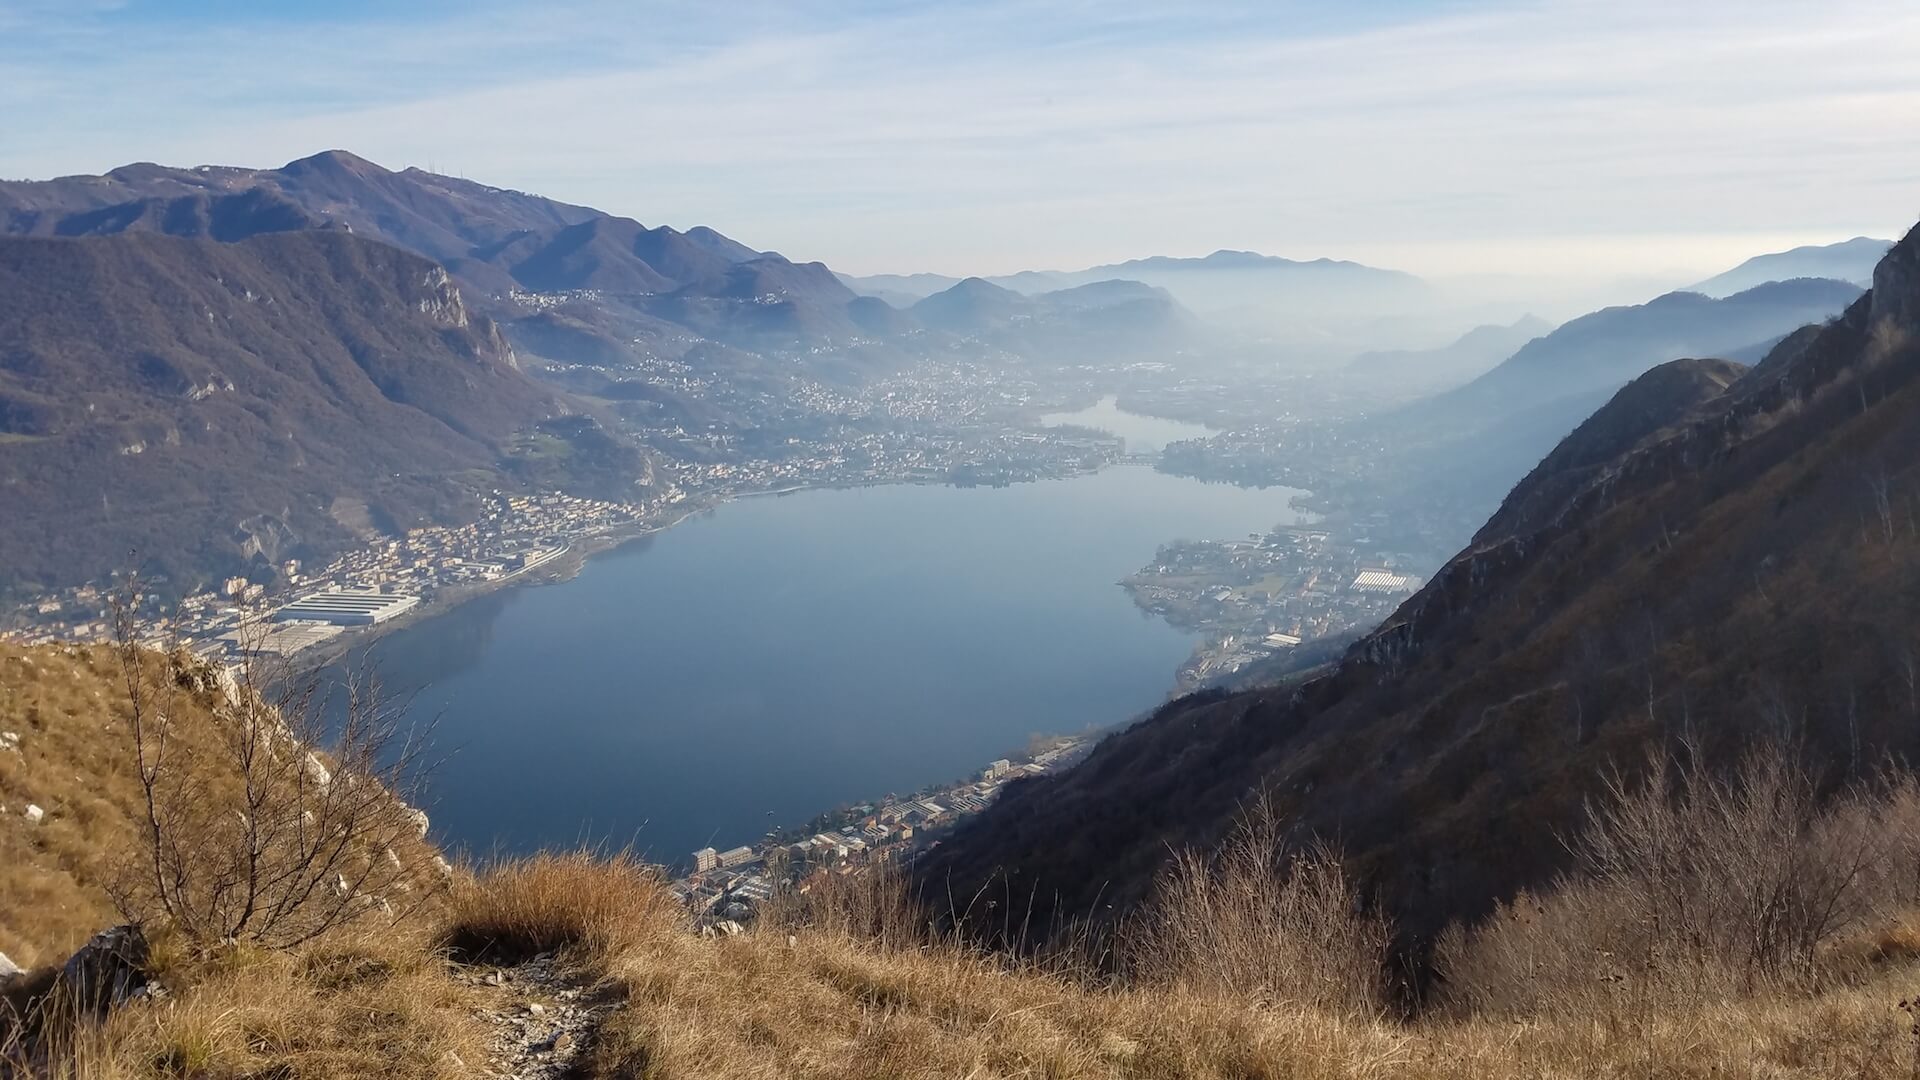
920;222;1920;949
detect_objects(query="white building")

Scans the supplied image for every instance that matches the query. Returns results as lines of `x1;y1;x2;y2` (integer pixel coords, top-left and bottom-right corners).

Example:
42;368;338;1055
1350;569;1419;594
272;587;420;626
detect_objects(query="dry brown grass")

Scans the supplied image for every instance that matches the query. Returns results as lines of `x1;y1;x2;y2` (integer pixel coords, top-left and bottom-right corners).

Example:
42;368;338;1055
49;923;485;1080
9;822;1919;1079
0;640;445;967
436;851;1917;1079
441;849;687;964
0;643;198;967
587;875;1915;1078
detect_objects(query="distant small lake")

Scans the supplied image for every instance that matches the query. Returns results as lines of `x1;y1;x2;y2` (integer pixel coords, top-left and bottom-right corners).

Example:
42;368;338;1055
350;466;1300;864
1040;396;1219;454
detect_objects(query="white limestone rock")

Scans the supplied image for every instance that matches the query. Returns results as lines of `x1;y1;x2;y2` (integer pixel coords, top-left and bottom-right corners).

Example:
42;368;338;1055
302;753;332;789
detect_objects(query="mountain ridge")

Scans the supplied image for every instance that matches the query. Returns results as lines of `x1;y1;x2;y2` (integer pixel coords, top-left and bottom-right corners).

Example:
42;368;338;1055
839;248;1421;299
0;151;764;301
0;229;645;596
1688;236;1892;297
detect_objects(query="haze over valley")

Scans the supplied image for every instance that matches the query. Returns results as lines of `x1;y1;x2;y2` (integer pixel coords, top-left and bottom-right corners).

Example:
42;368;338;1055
4;4;1920;1077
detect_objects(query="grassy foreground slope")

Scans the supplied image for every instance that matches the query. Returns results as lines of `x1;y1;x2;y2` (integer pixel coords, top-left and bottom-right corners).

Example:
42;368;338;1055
3;636;1919;1078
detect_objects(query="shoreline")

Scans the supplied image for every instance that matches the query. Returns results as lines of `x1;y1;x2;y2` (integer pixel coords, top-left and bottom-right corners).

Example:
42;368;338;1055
292;500;719;668
291;462;1127;666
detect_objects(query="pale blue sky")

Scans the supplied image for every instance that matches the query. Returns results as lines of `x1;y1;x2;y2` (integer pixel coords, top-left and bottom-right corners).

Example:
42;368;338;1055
2;0;1916;279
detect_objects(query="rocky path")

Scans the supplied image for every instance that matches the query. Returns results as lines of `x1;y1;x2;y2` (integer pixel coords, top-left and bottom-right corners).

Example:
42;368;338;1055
453;951;616;1080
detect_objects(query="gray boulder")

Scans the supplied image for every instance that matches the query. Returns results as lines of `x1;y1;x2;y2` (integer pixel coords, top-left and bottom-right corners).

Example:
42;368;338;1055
58;925;150;1014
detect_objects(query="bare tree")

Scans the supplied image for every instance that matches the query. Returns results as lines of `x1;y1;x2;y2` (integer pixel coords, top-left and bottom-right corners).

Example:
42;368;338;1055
1560;630;1607;746
108;581;442;949
1867;468;1898;547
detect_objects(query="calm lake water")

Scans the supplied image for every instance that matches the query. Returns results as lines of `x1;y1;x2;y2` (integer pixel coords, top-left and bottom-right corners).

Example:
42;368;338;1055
1039;396;1219;454
356;466;1299;864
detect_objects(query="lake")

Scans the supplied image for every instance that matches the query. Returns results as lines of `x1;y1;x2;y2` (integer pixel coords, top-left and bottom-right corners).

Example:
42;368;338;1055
355;466;1300;864
1039;396;1219;454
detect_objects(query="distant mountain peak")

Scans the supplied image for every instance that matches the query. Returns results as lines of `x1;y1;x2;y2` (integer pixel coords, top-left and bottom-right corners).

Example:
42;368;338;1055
281;149;386;176
952;275;1014;292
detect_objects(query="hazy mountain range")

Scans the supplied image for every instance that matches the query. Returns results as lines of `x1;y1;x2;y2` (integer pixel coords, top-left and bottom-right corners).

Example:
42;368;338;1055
1347;314;1556;393
843;250;1422;305
921;222;1920;945
1364;276;1865;534
0;152;1215;379
1686;236;1891;298
841;250;1430;346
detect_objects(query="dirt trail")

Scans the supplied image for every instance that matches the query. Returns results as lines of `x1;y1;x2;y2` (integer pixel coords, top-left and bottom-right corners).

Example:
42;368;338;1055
453;951;616;1079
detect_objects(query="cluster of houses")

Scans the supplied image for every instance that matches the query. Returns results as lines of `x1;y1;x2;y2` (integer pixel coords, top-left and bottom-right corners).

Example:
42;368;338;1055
670;741;1090;925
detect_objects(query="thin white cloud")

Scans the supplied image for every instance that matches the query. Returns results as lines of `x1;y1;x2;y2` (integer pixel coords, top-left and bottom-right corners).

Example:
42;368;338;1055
0;0;1915;279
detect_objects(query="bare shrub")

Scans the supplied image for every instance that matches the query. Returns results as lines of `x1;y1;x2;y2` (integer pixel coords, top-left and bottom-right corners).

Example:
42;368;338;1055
1121;794;1390;1016
107;590;441;950
1438;742;1911;1018
759;863;928;951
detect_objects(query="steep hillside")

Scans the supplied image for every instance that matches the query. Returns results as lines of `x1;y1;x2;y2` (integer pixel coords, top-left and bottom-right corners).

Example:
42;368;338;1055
1473;356;1746;542
0;231;637;596
921;224;1920;947
1689;236;1892;297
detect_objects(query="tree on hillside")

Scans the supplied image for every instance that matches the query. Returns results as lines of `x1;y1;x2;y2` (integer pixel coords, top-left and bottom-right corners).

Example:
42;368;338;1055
107;582;442;949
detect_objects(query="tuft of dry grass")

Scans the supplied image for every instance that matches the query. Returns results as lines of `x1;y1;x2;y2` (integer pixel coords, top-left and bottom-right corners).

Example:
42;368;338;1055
441;849;687;964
